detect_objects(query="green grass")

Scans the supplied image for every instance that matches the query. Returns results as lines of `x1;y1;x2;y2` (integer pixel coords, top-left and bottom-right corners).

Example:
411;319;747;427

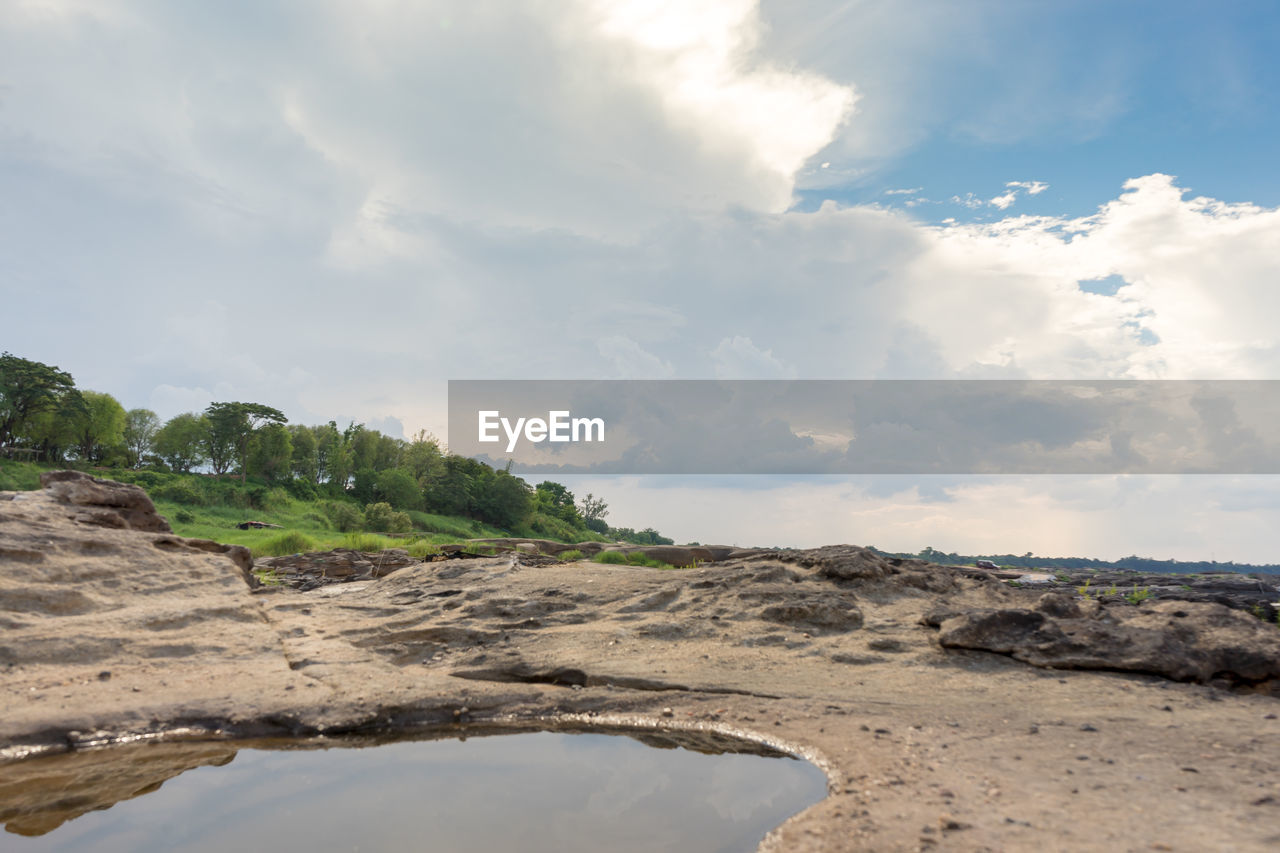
0;461;619;556
253;530;319;558
0;460;44;491
593;550;628;564
557;549;584;562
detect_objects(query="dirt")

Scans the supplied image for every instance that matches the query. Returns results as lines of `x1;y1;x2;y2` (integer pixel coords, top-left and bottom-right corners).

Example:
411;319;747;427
2;472;1279;851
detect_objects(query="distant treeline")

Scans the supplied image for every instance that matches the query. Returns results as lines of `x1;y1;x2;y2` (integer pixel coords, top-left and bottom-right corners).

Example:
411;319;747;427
873;545;1280;576
0;352;673;545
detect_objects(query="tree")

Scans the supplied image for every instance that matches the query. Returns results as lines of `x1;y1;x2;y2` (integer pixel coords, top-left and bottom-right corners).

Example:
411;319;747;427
288;425;318;483
577;492;609;523
204;402;287;482
69;391;126;464
474;468;532;529
533;480;581;524
249;422;293;484
375;467;422;511
0;352;77;449
123;408;160;468
155;413;210;473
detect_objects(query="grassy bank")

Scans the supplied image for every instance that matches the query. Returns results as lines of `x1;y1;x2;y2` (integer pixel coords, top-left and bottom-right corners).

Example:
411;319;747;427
0;460;601;558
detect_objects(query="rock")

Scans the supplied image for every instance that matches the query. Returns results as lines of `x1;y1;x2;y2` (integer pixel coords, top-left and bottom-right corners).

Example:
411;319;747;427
935;600;1280;688
784;545;894;581
258;548;419;588
761;598;864;634
38;470;170;533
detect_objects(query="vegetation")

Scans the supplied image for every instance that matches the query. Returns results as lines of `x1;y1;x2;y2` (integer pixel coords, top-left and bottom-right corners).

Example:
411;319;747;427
0;352;672;551
885;545;1280;577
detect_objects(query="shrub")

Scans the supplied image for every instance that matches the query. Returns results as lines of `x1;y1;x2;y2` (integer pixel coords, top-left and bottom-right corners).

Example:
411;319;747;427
406;540;441;559
593;550;628;565
253;531;318;558
364;502;412;534
342;532;397;552
584;518;609;534
302;511;332;530
173;508;196;525
558;549;584;562
322;501;364;532
152;479;205;506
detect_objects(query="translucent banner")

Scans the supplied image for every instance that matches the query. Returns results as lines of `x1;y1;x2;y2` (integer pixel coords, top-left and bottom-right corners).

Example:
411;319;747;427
447;380;1280;474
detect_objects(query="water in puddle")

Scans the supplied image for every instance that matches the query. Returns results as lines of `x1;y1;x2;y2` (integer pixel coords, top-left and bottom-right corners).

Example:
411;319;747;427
2;729;827;852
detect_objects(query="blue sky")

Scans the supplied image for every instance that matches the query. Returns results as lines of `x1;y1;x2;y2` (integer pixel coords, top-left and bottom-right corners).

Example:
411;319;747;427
786;0;1280;220
3;0;1279;560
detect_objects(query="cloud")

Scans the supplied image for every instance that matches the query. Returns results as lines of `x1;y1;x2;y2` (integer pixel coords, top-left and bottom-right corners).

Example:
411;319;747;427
1007;180;1050;195
884;187;922;196
595;336;675;379
988;191;1018;210
709;336;795;378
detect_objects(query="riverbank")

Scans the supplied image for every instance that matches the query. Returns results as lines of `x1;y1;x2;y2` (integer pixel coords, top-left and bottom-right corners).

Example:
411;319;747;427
3;472;1278;851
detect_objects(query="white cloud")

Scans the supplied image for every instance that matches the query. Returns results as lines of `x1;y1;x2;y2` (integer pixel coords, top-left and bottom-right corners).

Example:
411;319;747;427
1007;180;1049;195
596;336;675;378
884;187;922;195
709;336;795;378
988;191;1018;210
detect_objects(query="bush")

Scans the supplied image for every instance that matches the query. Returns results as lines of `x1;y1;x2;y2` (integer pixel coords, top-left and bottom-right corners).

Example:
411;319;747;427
364;502;412;534
173;508;196;524
341;532;398;552
152;479;205;506
253;531;318;558
302;511;332;530
322;500;364;532
584;517;609;534
593;550;628;564
558;549;584;562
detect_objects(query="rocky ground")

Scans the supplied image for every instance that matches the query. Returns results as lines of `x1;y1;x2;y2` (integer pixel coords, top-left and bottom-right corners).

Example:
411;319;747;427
2;472;1279;851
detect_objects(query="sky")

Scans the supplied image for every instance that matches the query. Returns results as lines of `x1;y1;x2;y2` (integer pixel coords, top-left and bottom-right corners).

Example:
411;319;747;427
3;0;1280;561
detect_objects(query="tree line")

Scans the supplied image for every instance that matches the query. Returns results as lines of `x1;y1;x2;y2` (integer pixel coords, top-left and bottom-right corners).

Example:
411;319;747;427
0;352;672;542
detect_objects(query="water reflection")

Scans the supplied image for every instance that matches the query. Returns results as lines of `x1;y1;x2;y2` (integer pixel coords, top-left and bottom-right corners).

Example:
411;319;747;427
2;728;827;852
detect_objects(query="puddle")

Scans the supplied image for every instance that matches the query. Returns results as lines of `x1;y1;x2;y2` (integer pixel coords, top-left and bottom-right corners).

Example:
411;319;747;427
1;728;827;852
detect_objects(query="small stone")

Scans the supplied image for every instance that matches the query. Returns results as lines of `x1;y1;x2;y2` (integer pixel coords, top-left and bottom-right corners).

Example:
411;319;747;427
1080;724;1098;732
97;671;111;681
661;707;674;717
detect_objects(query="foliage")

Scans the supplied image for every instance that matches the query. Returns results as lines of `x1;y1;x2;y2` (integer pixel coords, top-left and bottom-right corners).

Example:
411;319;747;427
205;401;287;481
375;467;421;511
322;500;365;532
1126;585;1153;604
557;549;584;562
593;550;628;564
363;501;412;534
154;413;210;473
253;530;319;558
0;352;77;450
123;409;160;468
576;492;608;523
249;422;293;485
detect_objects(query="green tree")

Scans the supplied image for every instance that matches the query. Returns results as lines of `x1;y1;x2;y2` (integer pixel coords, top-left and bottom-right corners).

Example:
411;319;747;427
534;480;581;524
205;402;287;482
375;467;422;511
474;468;532;529
22;391;86;463
70;391;126;464
0;352;77;449
123;408;160;468
249;422;293;484
577;492;609;523
288;424;318;482
154;413;210;473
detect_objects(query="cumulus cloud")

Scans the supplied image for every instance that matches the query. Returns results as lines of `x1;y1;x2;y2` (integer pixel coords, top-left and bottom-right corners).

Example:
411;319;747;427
709;336;795;378
988;191;1018;210
1007;180;1049;195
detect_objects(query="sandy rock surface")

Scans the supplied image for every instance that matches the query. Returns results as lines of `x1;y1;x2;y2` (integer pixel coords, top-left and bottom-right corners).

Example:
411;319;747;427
3;473;1279;851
